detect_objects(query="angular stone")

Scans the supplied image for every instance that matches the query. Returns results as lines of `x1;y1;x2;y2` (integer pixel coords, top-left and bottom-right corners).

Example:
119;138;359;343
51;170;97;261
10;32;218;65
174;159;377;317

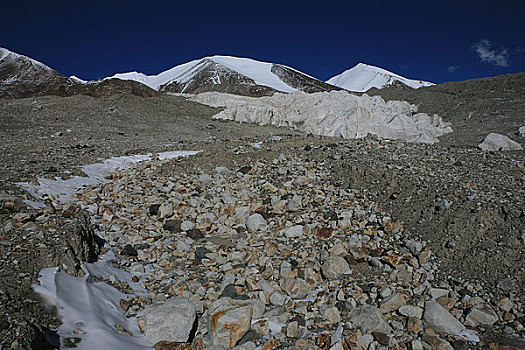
149;204;161;216
464;304;499;327
399;305;423;319
279;278;310;299
246;213;267;232
279;225;304;238
348;305;392;334
145;297;196;344
428;288;449;300
208;297;253;349
323;306;341;323
321;255;350;280
379;293;406;313
158;203;174;219
286;195;303;212
163;220;181;232
407;317;421;334
423;301;465;335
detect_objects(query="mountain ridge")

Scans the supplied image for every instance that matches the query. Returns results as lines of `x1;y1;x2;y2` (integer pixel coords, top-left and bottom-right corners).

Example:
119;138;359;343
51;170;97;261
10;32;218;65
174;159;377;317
105;55;342;96
327;62;434;92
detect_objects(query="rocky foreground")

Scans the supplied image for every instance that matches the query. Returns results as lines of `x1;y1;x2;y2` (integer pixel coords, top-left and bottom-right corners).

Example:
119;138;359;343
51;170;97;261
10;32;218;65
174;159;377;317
2;136;523;349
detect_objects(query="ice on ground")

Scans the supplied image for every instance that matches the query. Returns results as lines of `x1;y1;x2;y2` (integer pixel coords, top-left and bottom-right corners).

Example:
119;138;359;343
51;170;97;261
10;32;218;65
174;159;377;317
33;266;153;350
83;251;146;294
17;150;200;208
191;91;452;144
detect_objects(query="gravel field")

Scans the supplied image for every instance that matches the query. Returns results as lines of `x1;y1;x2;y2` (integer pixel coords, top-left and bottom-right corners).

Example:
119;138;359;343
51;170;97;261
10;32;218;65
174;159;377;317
0;91;524;349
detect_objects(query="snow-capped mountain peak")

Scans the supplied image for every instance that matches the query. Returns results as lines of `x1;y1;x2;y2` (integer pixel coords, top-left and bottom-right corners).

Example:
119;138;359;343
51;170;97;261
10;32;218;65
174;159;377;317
104;55;340;96
327;63;434;92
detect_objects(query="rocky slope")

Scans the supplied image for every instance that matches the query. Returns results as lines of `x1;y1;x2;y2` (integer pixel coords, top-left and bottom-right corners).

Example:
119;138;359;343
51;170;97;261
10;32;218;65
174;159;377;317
327;63;434;92
0;47;70;98
1;136;523;349
0;80;523;348
0;47;159;98
366;72;525;148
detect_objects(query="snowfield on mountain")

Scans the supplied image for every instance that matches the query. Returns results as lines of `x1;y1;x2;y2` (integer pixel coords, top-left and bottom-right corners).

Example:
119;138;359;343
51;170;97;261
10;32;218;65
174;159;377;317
327;63;434;92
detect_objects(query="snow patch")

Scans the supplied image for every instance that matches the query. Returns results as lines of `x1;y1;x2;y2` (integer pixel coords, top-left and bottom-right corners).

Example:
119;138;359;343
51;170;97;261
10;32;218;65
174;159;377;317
33;264;152;349
17;150;200;208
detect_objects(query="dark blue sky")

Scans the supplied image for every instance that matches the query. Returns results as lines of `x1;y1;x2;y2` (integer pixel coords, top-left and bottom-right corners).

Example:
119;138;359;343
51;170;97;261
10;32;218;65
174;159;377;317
2;0;524;83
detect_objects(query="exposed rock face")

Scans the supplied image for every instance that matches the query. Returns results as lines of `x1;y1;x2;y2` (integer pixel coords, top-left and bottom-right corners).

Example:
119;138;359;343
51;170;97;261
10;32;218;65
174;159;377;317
53;208;103;276
106;55;342;97
0;47;159;99
0;47;69;98
160;59;278;97
270;64;342;93
191;90;453;144
478;133;523;151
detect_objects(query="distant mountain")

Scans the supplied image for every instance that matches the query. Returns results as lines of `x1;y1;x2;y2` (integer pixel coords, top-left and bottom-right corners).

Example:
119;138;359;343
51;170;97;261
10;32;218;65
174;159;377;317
327;63;434;92
0;47;70;98
0;47;158;98
106;56;341;97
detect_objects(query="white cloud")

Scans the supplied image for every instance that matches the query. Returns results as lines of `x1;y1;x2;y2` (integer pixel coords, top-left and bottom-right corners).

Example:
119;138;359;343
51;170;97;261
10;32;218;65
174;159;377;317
448;65;460;73
472;40;509;67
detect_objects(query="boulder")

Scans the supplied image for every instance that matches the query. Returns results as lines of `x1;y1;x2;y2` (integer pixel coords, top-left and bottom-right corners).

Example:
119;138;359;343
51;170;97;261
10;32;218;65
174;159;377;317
321;255;350;280
208;297;253;348
478;133;523;151
464;304;499;327
423;301;465;335
246;213;267;232
145;297;196;344
348;305;392;334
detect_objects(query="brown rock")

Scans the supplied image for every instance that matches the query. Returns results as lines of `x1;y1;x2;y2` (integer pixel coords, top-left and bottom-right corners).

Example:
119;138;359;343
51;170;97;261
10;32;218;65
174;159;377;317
345;330;367;350
314;226;333;239
120;299;131;311
488;338;525;350
379;293;406;313
384;220;403;234
208;297;253;348
436;297;456;310
407;317;421;334
154;341;192;350
349;247;369;261
262;339;281;350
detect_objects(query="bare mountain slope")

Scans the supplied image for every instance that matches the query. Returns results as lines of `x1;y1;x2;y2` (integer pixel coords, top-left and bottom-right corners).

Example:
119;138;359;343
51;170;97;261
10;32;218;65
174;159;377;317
0;47;159;99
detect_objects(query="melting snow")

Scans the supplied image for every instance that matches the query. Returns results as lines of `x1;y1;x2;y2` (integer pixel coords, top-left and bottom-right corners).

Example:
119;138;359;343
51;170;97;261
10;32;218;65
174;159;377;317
33;255;153;349
17;150;200;208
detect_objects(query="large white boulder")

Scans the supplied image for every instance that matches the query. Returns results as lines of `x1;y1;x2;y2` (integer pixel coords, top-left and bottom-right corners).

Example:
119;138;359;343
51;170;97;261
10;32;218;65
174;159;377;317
478;133;523;151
